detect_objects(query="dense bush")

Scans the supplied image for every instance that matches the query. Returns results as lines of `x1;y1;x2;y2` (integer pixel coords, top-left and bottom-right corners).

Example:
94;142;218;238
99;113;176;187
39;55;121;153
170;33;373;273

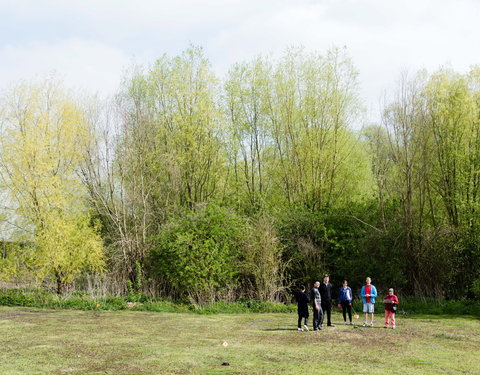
0;289;126;311
276;206;329;286
0;289;298;313
149;205;246;303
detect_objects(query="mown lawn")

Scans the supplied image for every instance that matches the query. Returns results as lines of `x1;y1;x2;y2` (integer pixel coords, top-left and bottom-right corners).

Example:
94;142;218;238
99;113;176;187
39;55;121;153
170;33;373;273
0;306;478;375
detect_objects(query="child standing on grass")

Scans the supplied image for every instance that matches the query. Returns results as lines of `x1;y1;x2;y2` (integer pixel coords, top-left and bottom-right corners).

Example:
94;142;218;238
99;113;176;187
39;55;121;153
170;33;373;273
294;285;310;331
384;288;399;329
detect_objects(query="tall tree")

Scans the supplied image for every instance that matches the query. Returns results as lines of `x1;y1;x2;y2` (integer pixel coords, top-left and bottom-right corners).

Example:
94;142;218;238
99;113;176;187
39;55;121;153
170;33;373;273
0;79;104;292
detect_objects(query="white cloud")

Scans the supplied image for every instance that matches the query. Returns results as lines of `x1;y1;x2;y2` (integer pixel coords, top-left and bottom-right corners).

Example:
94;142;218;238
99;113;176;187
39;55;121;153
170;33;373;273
0;39;132;97
0;0;479;122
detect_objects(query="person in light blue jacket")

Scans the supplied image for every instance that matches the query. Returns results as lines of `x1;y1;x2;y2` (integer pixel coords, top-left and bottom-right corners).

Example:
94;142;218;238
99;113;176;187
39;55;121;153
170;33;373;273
360;277;377;326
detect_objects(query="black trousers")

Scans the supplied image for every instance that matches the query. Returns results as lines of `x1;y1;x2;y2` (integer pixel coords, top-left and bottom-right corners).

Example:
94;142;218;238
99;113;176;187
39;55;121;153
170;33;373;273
321;301;332;326
312;306;323;329
297;315;308;328
341;301;352;322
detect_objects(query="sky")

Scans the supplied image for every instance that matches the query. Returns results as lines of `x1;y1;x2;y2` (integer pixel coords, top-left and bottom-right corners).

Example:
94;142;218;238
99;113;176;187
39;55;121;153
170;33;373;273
0;0;479;123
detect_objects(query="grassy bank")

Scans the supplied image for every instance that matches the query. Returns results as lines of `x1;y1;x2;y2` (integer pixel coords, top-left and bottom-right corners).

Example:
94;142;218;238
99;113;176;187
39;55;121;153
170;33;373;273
0;307;478;374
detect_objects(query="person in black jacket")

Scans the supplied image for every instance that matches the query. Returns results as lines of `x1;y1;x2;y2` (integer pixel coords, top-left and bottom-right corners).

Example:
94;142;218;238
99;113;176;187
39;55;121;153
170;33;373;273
311;281;323;330
319;274;335;327
294;285;310;331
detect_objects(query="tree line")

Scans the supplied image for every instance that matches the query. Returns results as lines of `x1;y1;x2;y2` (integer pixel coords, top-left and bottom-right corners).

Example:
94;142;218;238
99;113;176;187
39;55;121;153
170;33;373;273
0;46;479;302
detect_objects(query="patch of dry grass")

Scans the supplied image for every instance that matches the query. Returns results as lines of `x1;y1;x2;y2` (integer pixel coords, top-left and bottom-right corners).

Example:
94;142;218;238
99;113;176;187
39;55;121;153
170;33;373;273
0;307;478;374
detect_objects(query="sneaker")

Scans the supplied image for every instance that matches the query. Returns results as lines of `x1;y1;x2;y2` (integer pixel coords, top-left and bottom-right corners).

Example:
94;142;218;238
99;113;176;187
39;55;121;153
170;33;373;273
318;326;323;330
383;326;388;329
363;323;368;327
327;324;335;327
343;321;347;325
298;328;303;331
350;322;354;325
303;324;309;331
392;326;396;329
370;322;374;327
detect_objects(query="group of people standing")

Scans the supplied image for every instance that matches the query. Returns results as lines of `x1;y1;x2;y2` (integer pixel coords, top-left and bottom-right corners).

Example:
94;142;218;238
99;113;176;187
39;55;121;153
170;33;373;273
294;275;399;331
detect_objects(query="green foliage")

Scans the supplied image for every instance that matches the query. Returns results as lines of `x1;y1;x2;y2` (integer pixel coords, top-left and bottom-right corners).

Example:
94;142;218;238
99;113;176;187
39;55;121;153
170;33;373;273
0;289;52;307
190;300;297;314
1;288;479;316
276;206;329;284
472;278;480;298
1;48;480;303
0;289;127;311
149;205;245;303
240;216;286;301
394;296;480;316
121;45;225;211
0;79;105;293
37;212;105;292
223;47;370;211
126;261;148;302
0;289;298;314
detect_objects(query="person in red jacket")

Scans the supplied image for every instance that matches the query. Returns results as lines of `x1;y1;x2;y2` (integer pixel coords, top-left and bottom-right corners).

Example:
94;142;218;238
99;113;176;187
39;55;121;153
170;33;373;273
383;288;399;329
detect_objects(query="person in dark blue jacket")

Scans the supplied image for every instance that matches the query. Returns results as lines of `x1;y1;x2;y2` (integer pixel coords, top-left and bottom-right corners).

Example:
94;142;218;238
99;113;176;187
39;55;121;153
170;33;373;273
338;280;353;325
294;285;310;331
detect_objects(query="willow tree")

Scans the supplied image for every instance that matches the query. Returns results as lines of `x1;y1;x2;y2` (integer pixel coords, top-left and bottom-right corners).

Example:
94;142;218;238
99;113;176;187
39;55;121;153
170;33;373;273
224;57;274;211
424;69;480;296
425;70;479;228
267;47;369;209
145;46;225;209
0;79;104;293
224;48;370;211
82;47;226;288
110;46;225;217
380;68;480;296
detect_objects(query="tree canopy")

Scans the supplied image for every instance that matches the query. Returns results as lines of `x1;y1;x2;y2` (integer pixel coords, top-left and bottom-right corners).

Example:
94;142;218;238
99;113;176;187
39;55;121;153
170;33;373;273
0;47;479;301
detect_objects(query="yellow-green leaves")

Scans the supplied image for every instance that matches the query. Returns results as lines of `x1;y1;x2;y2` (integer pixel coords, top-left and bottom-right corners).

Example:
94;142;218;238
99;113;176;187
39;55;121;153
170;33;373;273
0;81;90;217
122;46;224;210
0;79;104;291
35;212;104;289
224;47;369;210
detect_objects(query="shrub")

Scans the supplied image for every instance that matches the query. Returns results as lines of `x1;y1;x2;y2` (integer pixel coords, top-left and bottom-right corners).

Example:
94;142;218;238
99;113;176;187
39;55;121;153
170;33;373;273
472;278;480;298
149;205;245;303
240;216;287;302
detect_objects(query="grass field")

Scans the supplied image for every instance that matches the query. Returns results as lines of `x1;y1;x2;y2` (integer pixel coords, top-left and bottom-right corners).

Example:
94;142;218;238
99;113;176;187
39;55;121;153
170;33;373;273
0;306;478;375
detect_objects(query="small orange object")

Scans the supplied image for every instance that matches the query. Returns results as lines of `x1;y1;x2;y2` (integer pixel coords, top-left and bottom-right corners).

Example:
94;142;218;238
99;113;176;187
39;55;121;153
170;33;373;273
96;303;100;308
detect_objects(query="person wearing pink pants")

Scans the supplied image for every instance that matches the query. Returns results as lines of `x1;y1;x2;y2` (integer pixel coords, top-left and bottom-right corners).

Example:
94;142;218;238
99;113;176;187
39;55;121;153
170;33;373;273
383;288;399;329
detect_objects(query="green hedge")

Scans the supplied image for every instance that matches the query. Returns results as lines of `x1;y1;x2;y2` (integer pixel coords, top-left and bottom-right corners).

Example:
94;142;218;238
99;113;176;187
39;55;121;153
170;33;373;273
0;289;296;313
0;289;479;315
0;289;127;311
343;297;480;316
392;297;480;316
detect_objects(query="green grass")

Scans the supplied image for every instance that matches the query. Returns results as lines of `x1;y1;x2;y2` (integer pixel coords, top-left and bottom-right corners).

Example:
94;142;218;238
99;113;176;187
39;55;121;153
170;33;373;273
0;307;478;374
